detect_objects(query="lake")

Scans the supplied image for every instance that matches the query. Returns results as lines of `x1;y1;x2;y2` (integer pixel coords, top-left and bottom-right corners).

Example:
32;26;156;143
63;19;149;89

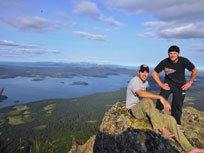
0;74;132;108
0;71;204;111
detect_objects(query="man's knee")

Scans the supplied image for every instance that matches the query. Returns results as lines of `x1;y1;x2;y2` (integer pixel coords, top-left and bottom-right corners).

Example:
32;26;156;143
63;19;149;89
168;115;177;124
142;98;154;105
141;98;155;109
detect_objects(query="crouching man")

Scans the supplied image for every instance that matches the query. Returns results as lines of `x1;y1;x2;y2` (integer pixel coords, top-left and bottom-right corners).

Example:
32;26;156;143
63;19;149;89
126;64;204;153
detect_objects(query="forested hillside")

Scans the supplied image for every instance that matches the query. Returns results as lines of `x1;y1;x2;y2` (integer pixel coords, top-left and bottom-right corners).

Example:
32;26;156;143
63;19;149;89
0;88;126;153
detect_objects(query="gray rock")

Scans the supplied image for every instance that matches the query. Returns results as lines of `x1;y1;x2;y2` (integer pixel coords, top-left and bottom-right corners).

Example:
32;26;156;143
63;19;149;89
69;102;204;153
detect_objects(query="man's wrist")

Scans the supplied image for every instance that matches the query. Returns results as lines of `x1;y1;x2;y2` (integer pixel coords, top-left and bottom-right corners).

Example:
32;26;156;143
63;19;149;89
158;82;163;87
188;81;193;84
159;95;163;100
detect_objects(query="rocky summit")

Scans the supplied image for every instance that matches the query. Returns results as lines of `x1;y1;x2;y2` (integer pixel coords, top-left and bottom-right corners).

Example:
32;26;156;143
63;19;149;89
69;101;204;153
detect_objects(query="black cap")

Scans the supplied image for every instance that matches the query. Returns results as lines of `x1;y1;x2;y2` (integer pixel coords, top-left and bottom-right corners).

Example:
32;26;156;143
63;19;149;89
139;64;149;73
168;45;180;53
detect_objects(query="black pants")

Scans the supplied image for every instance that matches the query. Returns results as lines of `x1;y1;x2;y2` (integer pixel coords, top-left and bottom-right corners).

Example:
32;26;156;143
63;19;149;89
156;83;185;125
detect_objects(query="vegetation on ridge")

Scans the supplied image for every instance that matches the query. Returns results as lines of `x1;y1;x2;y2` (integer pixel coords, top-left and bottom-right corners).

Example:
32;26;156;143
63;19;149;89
0;88;126;153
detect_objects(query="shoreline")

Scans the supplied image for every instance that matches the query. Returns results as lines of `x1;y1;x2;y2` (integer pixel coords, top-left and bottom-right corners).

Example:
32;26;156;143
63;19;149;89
0;87;203;112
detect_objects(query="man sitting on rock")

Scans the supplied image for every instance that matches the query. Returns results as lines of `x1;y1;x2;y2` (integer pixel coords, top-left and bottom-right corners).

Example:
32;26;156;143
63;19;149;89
126;64;204;153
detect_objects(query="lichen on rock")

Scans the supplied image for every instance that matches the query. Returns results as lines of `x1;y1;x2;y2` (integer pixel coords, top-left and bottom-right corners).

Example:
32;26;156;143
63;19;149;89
181;107;204;148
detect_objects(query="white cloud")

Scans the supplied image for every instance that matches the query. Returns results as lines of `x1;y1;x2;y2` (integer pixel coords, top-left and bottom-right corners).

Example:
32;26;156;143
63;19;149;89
104;0;146;15
72;1;102;20
104;0;204;21
55;11;77;27
72;1;122;27
191;44;204;52
1;16;62;33
0;39;60;56
0;40;37;48
56;11;70;21
159;23;204;39
0;53;24;57
102;16;123;27
104;0;204;40
141;22;204;40
15;49;60;54
137;32;158;39
73;31;107;41
0;48;60;57
144;21;174;30
0;1;30;13
105;29;111;32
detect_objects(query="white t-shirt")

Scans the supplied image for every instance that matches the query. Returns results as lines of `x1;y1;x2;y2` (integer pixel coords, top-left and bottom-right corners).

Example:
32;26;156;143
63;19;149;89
126;76;148;108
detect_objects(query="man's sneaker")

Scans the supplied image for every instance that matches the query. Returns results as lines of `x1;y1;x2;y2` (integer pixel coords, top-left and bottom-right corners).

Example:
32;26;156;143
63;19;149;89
178;125;184;132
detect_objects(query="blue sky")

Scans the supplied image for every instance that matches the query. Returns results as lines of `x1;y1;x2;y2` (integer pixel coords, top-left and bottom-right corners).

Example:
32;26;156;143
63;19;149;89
0;0;204;69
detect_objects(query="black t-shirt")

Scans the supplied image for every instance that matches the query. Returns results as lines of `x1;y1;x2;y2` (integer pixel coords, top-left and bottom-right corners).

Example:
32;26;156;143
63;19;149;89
154;56;195;86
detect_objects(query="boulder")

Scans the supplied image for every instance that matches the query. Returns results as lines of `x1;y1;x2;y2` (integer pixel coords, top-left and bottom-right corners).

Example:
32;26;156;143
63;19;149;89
68;102;204;153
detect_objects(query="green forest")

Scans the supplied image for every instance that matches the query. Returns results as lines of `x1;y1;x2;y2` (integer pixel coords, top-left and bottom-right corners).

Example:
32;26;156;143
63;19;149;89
0;88;126;153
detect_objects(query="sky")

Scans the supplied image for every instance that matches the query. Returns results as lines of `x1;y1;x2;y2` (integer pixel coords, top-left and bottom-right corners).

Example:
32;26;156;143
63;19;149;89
0;0;204;69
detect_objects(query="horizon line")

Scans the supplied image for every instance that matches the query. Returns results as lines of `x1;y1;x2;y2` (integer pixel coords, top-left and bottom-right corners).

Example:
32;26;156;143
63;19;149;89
0;61;204;70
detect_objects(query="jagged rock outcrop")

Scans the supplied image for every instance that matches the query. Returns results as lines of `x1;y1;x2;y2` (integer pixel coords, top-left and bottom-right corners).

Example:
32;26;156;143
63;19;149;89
69;101;204;153
181;107;204;148
94;128;181;153
68;136;96;153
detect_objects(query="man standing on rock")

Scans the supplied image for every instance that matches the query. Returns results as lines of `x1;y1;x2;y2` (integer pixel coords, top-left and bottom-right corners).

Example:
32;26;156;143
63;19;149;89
126;64;204;153
152;45;198;126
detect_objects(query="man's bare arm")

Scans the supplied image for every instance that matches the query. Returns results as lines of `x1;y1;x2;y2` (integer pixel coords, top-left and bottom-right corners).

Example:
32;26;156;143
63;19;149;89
182;67;198;90
152;70;170;90
136;89;171;112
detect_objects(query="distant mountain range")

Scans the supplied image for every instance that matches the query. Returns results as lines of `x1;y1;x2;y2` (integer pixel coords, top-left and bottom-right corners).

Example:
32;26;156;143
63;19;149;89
0;61;200;79
0;61;138;79
0;61;137;69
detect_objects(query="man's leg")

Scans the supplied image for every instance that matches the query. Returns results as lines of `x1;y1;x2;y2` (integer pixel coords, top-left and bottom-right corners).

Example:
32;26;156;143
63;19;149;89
131;98;164;130
156;88;171;110
171;86;185;125
160;113;194;153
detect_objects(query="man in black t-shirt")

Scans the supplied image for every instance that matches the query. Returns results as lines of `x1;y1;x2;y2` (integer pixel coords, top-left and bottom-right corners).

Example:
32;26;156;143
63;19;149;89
152;45;198;126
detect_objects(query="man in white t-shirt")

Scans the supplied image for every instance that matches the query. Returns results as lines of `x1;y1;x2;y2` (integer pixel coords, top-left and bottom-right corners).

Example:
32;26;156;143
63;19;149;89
126;64;204;153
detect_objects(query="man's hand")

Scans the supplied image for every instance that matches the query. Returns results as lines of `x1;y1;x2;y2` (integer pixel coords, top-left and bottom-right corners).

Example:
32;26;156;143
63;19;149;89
160;96;171;112
182;82;192;90
160;83;170;90
160;128;175;139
